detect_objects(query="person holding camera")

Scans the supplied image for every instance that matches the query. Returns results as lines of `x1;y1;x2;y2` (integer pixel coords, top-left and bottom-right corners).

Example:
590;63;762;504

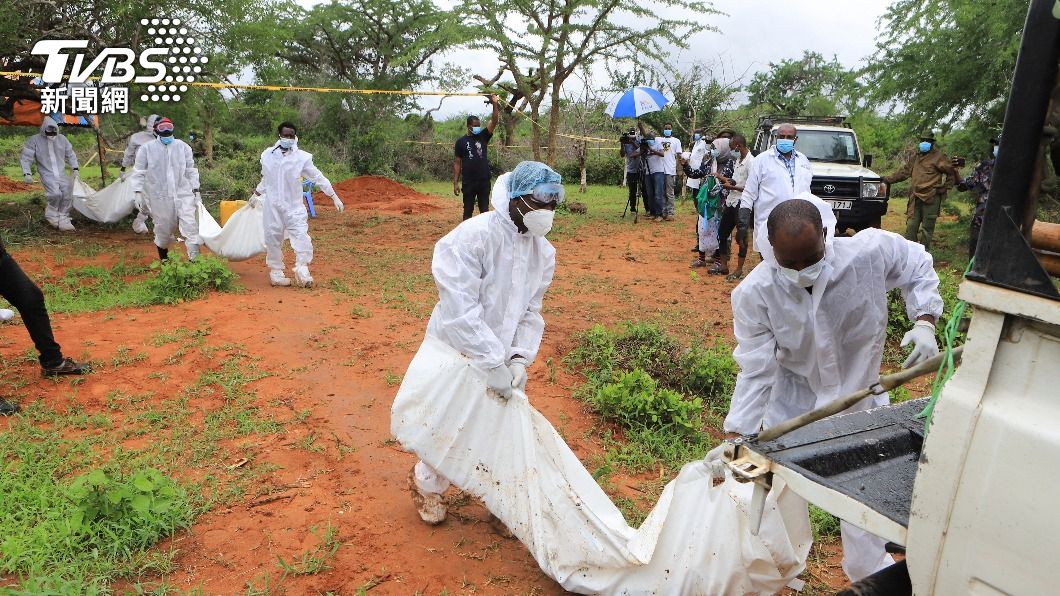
620;128;650;219
454;95;501;220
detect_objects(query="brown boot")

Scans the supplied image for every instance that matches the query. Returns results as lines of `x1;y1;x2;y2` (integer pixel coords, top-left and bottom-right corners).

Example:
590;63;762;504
407;466;447;525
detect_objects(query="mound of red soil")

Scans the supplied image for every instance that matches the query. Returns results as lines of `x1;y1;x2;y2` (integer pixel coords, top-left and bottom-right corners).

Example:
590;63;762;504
0;176;34;194
315;175;442;215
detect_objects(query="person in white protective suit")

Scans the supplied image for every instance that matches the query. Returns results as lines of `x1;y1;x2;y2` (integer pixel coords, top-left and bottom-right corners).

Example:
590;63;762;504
129;117;202;261
20;117;80;231
250;121;345;288
723;196;943;583
121;114;160;234
408;160;563;525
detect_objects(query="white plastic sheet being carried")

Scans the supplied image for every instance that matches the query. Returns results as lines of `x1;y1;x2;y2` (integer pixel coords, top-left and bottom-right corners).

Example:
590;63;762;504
70;177;136;224
197;201;265;261
391;336;813;595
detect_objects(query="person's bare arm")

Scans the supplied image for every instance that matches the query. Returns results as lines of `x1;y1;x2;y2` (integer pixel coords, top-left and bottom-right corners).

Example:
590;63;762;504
453;158;462;196
486;95;501;134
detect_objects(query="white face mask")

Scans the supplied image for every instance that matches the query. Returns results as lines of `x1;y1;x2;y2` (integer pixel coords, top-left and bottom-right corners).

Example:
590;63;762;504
520;199;555;236
778;258;826;288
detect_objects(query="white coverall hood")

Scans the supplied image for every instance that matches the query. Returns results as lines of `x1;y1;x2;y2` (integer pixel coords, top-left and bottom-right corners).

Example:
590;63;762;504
21;118;77;225
725;226;943;583
129;138;201;251
425;172;557;370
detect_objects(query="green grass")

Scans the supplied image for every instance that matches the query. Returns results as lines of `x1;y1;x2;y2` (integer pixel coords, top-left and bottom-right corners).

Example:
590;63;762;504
276;522;342;578
35;255;238;314
0;348;286;591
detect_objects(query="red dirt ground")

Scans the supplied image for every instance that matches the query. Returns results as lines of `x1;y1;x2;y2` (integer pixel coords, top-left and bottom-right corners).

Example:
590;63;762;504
317;175;443;215
0;176;35;194
0;187;848;594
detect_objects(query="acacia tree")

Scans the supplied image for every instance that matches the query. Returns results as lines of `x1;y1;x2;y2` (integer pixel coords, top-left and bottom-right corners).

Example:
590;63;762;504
863;0;1026;132
271;0;466;171
745;51;855;116
463;0;718;165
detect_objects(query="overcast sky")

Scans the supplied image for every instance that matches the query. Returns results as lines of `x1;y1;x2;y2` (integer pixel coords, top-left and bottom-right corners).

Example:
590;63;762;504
295;0;895;119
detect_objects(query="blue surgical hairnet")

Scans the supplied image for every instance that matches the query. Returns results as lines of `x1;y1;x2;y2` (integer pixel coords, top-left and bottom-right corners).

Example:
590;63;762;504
508;161;562;201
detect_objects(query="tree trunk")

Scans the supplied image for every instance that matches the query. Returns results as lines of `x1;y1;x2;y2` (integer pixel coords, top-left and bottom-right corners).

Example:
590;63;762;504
546;81;563;167
579;141;587;193
530;100;543;162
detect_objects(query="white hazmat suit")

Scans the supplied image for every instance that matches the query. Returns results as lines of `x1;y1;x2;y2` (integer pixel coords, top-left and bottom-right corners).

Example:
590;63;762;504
129;138;201;258
413;170;557;499
122;115;159;233
725;222;943;582
20;118;79;231
742;145;816;264
253;140;341;286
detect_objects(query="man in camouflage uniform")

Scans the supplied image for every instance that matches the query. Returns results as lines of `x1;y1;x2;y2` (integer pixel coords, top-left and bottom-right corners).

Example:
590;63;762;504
884;131;960;250
957;136;998;258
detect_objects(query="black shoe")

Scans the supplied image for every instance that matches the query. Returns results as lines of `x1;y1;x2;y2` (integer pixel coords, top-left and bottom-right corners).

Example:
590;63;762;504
0;399;20;416
157;246;169;261
41;357;89;377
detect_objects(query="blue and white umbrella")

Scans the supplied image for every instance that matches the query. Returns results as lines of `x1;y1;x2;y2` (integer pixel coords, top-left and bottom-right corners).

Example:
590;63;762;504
605;86;670;118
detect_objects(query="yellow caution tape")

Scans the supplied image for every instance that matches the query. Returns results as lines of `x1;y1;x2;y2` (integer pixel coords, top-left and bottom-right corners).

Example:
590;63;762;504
1;71;615;143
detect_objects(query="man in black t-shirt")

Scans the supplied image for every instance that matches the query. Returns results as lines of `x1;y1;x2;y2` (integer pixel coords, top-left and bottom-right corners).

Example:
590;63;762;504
454;94;501;220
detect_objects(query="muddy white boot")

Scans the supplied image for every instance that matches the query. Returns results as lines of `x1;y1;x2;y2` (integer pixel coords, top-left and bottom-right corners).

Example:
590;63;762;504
131;212;149;234
186;242;200;261
269;269;292;287
57;218;75;232
408;467;447;525
293;265;314;288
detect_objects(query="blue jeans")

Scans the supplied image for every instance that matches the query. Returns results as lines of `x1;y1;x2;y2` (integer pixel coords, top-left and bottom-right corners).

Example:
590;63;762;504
651;173;666;216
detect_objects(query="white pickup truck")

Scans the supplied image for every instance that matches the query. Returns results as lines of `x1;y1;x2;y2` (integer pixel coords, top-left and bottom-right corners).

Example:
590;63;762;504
752;116;888;234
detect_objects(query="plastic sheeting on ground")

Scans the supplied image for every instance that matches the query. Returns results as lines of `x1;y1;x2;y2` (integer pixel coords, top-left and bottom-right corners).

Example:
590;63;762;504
391;336;813;595
71;177;136;224
197;201;265;261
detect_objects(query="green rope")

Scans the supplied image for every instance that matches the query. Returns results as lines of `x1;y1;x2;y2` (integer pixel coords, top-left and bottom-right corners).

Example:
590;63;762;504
917;257;974;432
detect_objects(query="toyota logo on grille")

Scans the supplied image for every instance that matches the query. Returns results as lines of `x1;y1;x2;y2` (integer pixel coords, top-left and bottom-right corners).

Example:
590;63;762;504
823;184;836;194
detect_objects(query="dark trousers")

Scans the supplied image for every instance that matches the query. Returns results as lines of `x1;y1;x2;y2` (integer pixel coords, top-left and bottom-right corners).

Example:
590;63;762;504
714;206;751;259
626;172;649;213
462;178;491;220
0;251;63;367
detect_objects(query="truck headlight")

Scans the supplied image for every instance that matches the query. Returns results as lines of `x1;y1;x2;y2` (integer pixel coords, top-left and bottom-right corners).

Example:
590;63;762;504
862;181;885;198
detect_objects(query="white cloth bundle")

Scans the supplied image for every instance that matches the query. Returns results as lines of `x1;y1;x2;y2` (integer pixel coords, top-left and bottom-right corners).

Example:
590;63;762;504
391;336;812;595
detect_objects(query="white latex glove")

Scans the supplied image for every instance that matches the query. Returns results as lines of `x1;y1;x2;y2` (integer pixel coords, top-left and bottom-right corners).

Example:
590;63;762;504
248;193;261;208
331;194;344;213
486;364;514;400
508;360;528;391
193;189;202;204
901;320;939;368
120;169;128;182
134;192;144;211
23;173;32;184
703;442;735;482
72;169;79;179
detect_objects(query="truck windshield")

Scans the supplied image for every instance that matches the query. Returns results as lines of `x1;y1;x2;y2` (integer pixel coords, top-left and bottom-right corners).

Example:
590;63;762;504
780;130;860;163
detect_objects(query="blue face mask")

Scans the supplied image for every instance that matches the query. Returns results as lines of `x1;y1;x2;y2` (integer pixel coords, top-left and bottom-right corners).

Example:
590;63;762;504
159;136;174;146
663;129;672;137
993;145;999;158
693;134;701;141
471;126;482;135
278;138;295;150
776;139;795;154
919;141;932;153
